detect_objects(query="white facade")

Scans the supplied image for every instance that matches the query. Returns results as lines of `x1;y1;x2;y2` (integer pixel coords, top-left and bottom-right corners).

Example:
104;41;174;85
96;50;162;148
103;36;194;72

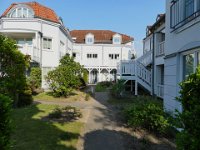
0;2;73;89
71;32;134;84
164;0;200;112
0;2;134;88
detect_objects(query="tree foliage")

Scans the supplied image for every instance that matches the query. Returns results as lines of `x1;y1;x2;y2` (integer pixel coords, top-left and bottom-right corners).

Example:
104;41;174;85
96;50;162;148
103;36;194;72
176;66;200;150
27;67;41;90
46;55;84;97
0;94;12;150
0;34;28;107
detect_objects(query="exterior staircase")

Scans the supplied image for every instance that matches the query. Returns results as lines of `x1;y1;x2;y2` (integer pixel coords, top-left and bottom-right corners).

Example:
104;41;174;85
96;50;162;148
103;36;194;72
117;50;153;95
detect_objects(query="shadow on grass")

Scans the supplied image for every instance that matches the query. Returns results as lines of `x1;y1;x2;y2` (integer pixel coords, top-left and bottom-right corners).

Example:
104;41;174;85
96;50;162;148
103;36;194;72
46;91;78;97
11;104;80;150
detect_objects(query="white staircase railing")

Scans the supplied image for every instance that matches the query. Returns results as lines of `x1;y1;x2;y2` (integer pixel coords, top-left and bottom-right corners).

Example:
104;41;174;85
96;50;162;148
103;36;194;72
137;50;152;66
118;60;152;92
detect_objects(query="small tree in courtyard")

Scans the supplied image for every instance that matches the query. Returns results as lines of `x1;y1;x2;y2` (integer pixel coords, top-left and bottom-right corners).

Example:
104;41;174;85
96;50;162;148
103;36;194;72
46;54;84;97
0;34;28;107
176;66;200;150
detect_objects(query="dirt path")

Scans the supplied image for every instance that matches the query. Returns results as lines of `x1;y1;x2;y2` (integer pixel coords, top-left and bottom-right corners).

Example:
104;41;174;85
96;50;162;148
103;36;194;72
35;90;176;150
77;92;133;150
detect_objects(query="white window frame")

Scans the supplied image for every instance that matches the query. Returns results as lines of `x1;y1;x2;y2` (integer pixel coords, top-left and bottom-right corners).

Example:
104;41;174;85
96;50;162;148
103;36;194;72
109;54;120;60
43;37;52;50
8;6;34;18
181;48;200;80
87;53;98;59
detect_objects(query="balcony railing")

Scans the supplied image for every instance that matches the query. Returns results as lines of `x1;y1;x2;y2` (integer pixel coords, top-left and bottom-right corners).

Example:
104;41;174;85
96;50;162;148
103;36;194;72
156;41;165;56
170;0;200;29
157;84;164;99
137;50;152;66
18;44;40;63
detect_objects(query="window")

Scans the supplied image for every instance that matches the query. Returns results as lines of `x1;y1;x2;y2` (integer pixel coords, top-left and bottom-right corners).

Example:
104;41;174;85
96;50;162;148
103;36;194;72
43;38;52;50
114;37;120;43
72;53;76;58
15;38;32;45
185;0;195;18
86;37;94;44
183;53;194;78
109;54;119;60
9;7;34;18
87;54;98;59
170;0;200;29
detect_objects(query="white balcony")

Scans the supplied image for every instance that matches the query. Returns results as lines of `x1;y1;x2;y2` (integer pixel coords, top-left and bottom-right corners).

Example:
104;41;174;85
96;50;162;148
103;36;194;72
156;41;165;56
17;44;40;63
157;84;164;98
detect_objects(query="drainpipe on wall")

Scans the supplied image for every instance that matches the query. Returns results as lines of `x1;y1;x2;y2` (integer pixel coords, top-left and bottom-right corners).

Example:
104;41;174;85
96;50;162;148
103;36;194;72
39;31;43;68
152;33;155;96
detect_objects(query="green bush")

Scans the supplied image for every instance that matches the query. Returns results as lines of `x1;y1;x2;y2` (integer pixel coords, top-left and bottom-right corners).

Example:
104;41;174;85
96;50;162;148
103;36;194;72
27;67;41;92
0;94;12;150
123;97;171;135
46;55;84;97
0;35;28;107
110;80;125;98
176;66;200;150
18;84;33;107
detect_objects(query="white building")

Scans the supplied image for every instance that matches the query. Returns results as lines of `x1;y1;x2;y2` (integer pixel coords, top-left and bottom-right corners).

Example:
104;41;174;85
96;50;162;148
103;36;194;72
70;30;134;84
118;14;165;98
0;2;74;89
0;2;134;87
164;0;200;112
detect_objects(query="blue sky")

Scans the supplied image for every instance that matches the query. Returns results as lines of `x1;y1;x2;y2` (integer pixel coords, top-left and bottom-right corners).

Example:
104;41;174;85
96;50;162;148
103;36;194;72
0;0;165;56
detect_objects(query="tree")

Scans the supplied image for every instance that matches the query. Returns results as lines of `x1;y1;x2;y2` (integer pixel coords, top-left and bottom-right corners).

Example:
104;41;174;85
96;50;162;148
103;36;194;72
0;34;28;107
0;94;12;150
176;66;200;150
46;54;84;97
27;67;42;90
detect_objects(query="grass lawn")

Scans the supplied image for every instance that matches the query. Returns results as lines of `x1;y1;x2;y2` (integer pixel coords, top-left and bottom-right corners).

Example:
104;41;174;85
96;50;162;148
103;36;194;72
33;90;87;102
11;104;83;150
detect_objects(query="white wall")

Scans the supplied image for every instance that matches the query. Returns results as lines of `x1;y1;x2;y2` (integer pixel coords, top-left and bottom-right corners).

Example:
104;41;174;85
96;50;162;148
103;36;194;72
164;0;200;112
72;43;132;67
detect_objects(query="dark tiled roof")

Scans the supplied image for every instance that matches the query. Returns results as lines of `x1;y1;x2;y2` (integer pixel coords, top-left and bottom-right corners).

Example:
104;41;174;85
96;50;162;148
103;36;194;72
70;30;134;44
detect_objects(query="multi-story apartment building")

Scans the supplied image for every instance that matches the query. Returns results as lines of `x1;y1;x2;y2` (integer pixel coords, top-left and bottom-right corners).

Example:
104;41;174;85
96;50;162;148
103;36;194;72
0;2;73;89
118;14;165;98
164;0;200;112
0;2;134;88
70;30;133;84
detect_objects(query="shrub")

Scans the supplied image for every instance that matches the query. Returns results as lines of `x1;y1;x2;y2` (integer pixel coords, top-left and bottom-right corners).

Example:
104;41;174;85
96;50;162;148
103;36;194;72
46;55;84;97
0;94;12;150
176;66;200;150
110;80;125;98
27;67;41;92
18;84;33;107
123;97;171;135
0;35;28;107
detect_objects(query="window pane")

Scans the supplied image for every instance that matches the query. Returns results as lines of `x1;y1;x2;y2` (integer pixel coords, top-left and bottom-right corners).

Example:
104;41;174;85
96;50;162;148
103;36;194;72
197;0;200;11
28;9;34;17
17;39;25;45
11;10;16;17
17;8;22;17
26;39;32;45
22;8;27;18
183;53;194;79
185;0;194;18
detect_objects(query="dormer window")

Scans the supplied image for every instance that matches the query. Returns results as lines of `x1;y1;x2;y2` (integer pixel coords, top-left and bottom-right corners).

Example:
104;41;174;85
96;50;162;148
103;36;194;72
113;34;121;44
8;6;34;18
85;33;94;44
